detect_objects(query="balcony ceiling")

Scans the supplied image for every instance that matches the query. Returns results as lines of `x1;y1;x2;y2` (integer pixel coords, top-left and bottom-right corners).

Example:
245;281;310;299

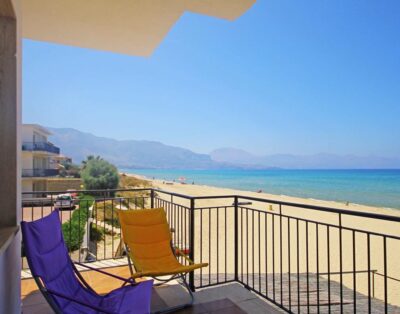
21;0;255;56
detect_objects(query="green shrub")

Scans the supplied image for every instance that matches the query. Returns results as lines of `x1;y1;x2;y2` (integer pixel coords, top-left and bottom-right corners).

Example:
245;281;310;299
62;195;94;251
90;225;116;242
90;224;105;242
59;161;81;178
81;156;119;191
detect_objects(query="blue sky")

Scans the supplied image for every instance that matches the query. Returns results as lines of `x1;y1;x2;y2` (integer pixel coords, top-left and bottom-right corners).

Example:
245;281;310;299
23;0;400;157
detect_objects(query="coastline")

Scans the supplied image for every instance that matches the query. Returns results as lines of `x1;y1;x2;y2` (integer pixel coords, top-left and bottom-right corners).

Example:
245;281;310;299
124;171;400;305
125;172;400;217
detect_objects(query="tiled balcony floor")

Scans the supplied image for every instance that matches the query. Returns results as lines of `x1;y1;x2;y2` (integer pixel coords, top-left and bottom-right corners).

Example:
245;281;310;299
21;265;284;314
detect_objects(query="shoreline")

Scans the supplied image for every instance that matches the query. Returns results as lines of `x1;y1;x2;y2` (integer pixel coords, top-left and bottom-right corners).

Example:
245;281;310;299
122;171;400;305
122;172;400;217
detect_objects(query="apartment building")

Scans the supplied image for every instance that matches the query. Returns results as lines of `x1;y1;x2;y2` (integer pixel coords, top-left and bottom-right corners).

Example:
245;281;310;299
21;124;61;194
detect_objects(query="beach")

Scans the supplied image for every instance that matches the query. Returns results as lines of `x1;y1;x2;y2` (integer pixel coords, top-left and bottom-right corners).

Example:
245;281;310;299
129;168;400;210
149;176;400;216
129;173;400;308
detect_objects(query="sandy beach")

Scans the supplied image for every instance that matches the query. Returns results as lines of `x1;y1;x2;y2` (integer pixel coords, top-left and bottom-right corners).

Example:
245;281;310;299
128;173;400;307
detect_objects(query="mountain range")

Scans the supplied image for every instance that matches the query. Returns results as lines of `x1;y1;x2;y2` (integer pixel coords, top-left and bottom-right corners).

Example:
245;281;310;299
210;148;400;169
48;127;220;169
48;127;400;169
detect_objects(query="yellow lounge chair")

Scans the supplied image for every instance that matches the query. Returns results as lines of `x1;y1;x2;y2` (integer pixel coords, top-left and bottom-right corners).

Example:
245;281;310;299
118;208;208;312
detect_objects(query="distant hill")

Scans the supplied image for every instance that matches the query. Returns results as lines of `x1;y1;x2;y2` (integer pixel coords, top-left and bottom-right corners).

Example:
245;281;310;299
210;148;400;169
48;128;400;169
48;127;220;169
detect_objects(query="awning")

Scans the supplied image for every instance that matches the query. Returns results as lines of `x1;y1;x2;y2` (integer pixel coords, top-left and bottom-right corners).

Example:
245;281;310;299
21;0;255;56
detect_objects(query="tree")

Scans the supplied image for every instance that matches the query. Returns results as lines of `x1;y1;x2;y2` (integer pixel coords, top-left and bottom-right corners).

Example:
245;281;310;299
80;156;119;190
81;155;103;169
59;160;81;178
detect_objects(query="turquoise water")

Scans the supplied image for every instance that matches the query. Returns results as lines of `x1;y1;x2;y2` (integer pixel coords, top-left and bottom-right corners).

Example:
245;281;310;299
121;169;400;209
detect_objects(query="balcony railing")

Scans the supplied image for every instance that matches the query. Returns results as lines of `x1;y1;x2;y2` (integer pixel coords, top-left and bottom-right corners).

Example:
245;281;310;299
22;141;60;154
21;188;400;313
21;168;59;177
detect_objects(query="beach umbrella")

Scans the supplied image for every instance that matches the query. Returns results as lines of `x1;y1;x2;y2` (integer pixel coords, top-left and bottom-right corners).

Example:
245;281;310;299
178;176;186;182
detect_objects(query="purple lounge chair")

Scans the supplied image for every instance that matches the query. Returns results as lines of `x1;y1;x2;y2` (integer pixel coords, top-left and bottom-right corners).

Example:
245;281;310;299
21;209;153;314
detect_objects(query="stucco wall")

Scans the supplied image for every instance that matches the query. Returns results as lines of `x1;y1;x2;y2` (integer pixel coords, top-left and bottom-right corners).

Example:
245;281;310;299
21;124;49;143
21;151;33;169
47;178;83;192
0;0;21;312
22;180;32;193
21;125;33;143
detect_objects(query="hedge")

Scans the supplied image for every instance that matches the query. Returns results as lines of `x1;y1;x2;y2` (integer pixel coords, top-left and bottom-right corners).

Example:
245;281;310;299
62;195;94;251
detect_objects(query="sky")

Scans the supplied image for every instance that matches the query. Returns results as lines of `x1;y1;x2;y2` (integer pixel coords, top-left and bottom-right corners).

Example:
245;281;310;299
23;0;400;157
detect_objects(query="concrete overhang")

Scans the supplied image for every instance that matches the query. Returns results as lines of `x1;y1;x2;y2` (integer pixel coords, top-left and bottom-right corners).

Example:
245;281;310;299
23;124;52;136
21;0;255;56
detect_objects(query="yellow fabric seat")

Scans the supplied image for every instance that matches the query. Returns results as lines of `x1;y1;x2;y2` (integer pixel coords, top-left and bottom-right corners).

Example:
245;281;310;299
118;208;208;280
128;263;208;279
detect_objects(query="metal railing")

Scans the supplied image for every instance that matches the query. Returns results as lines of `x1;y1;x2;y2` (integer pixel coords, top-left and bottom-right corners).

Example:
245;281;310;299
22;141;60;154
22;168;59;177
21;188;400;313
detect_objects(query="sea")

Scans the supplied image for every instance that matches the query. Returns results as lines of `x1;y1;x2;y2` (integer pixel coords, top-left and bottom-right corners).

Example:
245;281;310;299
121;169;400;210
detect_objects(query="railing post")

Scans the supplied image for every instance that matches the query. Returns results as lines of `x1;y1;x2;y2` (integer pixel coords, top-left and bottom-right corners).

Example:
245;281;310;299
150;189;155;208
189;198;195;291
372;270;375;298
339;213;343;312
234;196;239;282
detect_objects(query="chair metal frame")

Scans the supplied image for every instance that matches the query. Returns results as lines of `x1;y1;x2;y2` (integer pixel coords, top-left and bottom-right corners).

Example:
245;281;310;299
124;242;194;314
30;260;140;314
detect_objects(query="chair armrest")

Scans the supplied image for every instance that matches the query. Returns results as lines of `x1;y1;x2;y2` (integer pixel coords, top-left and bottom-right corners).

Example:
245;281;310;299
45;288;116;314
74;262;137;285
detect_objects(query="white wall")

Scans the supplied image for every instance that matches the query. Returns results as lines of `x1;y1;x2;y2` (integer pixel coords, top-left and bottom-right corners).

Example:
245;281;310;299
33;131;46;143
21;125;33;143
21;125;49;143
21;151;33;169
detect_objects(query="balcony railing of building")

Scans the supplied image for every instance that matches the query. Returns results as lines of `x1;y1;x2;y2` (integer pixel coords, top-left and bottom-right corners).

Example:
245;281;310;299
22;141;60;154
21;168;59;177
21;188;400;313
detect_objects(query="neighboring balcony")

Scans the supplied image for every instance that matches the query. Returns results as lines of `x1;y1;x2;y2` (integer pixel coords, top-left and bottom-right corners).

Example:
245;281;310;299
22;141;60;154
22;168;59;177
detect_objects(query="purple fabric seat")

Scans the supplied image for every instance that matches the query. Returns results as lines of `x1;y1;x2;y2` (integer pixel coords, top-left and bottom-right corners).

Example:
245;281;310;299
21;209;152;314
